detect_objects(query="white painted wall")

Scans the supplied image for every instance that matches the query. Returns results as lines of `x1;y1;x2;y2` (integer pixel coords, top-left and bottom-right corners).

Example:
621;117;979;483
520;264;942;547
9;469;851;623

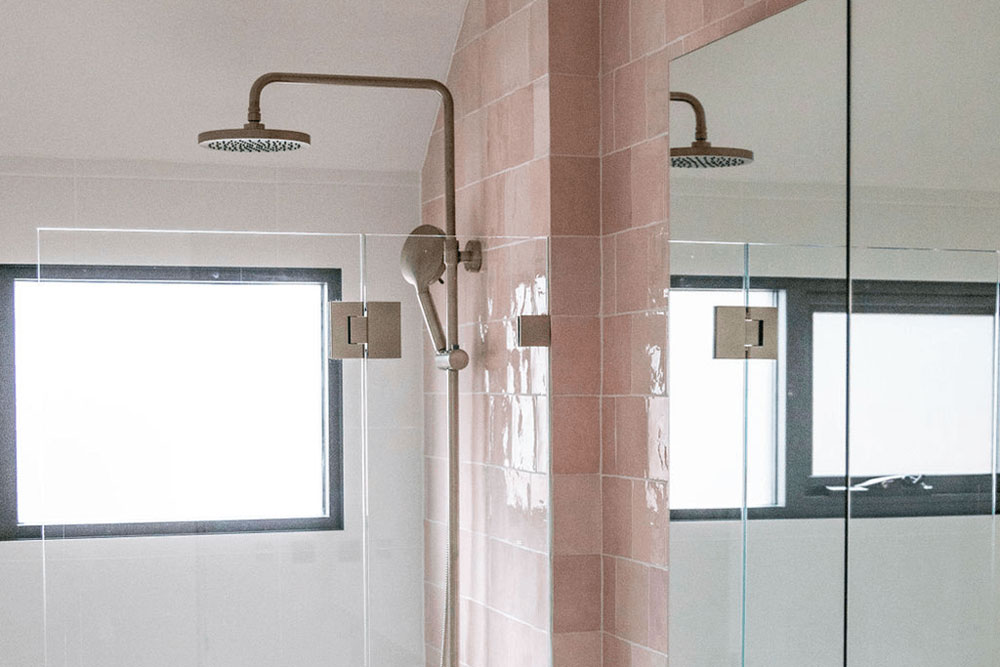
0;156;427;667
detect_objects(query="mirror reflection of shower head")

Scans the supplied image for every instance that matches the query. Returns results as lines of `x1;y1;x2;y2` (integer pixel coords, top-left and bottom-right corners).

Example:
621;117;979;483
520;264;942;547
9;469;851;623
669;91;753;168
401;225;448;354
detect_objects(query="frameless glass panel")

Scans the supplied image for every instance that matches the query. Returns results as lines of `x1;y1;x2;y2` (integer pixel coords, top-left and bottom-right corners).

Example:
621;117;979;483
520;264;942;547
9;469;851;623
745;243;847;667
845;247;1000;665
34;229;370;666
668;241;748;667
669;287;781;510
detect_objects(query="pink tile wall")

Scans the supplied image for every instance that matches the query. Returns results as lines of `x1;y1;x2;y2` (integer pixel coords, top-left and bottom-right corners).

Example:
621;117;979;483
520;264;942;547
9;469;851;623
421;0;805;663
597;0;808;664
421;0;553;665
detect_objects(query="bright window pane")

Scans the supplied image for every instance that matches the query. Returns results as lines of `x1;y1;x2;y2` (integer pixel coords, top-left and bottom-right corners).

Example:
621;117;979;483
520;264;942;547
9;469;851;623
668;289;783;510
812;311;994;477
15;280;328;525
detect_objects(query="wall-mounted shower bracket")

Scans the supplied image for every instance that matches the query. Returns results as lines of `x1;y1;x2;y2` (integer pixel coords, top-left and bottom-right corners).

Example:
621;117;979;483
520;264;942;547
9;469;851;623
329;301;401;359
461;240;482;272
436;348;470;371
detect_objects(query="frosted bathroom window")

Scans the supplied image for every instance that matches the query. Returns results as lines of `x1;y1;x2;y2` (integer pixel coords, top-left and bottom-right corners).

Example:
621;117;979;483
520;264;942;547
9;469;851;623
812;311;994;477
668;289;784;510
13;278;332;527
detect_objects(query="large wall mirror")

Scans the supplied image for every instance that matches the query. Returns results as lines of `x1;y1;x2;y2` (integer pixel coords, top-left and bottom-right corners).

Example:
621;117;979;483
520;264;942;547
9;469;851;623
667;1;1000;665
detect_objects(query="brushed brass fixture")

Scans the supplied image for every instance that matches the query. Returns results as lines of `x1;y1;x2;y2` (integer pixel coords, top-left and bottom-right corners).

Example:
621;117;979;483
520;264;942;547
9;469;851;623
199;73;475;667
670;91;754;168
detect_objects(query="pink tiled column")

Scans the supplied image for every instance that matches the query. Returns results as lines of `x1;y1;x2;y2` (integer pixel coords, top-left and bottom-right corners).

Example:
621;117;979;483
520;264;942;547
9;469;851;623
421;0;807;664
599;0;671;662
421;1;553;665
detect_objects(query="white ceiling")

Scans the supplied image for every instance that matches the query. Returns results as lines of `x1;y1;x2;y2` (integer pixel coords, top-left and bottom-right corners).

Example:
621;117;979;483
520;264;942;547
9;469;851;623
671;0;1000;192
0;0;468;172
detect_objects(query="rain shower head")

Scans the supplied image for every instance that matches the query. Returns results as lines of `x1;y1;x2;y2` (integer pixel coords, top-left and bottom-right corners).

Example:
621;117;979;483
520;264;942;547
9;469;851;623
198;123;310;152
670;91;753;168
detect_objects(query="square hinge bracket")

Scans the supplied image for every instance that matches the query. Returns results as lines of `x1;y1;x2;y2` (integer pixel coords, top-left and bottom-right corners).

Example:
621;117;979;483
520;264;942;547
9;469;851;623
329;301;401;359
517;314;551;347
714;306;778;360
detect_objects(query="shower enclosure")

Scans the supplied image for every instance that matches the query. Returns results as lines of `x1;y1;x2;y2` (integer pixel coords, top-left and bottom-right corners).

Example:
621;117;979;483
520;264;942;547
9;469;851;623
667;0;1000;665
0;227;549;667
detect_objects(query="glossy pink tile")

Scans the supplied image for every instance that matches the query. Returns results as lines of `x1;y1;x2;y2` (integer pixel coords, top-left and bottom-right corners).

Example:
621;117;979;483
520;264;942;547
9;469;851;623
529;157;551;234
630;135;668;226
533;77;551;159
601;0;631;73
552;395;600;473
601;234;617;315
603;632;631;667
552;631;602;667
602;314;631;396
457;0;486;49
456;109;486;189
529;0;550;80
603;556;617;632
490;466;549;550
551;235;600;317
552;554;602;631
549;74;600;156
704;0;742;23
630;311;667;396
549;156;600;236
647;565;670;654
488;539;550;628
601;147;631;234
552;473;601;554
645;48;670;136
485;0;511;29
422;129;444;200
613;58;647;149
500;8;532;96
602;475;631;557
632;645;668;667
602;397;617;473
666;0;704;42
614;557;650;644
450;39;483;118
630;0;666;56
549;0;600;75
613;396;669;481
503;161;534;235
631;479;669;566
550;315;600;395
601;73;615;154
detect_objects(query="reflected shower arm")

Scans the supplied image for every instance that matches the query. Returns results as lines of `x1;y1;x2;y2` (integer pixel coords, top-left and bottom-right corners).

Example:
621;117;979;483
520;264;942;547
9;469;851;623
670;91;709;142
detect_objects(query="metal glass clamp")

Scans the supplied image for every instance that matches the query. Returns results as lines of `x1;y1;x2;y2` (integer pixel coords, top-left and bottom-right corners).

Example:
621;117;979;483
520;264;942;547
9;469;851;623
329;301;401;359
714;306;778;360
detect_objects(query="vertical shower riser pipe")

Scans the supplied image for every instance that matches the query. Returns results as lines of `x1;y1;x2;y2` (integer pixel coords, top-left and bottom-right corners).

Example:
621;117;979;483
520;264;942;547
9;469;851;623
246;73;461;667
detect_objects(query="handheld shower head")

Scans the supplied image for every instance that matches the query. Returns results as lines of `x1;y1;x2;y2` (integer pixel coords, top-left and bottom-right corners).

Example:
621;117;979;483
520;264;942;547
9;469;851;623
401;225;448;353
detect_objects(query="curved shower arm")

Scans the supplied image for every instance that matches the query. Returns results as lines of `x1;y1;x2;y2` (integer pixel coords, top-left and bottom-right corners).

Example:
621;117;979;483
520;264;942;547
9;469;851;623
670;91;708;142
245;71;460;351
246;72;457;240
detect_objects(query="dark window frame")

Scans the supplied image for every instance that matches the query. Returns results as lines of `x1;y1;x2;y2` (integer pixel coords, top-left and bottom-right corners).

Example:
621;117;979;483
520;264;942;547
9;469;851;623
0;263;344;540
670;274;1000;521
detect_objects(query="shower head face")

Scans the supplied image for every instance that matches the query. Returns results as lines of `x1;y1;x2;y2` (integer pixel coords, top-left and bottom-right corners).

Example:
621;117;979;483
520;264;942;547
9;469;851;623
671;141;753;168
198;124;311;152
400;225;446;288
